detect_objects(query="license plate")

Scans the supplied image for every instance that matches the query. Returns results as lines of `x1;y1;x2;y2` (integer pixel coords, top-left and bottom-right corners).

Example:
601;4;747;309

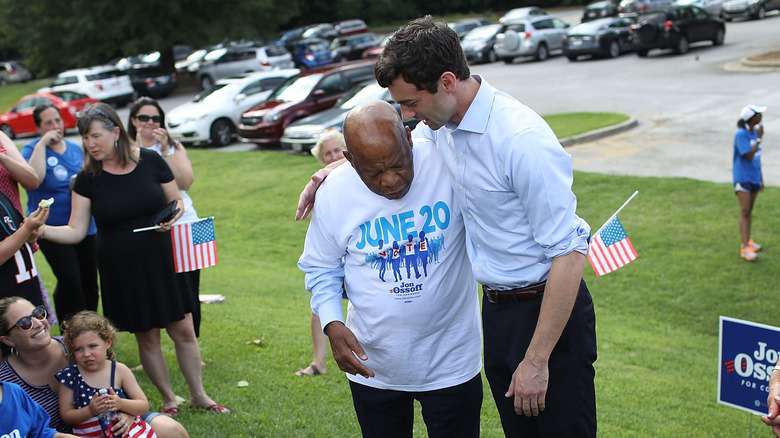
292;143;303;151
571;39;583;47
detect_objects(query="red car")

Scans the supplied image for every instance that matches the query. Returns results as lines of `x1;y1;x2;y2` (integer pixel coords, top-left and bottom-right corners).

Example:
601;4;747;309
238;60;376;144
0;92;99;139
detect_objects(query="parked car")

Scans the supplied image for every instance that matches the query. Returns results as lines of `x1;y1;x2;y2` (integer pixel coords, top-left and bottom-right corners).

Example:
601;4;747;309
448;18;491;39
334;19;368;36
330;33;381;62
499;6;548;23
629;4;725;56
238;60;377;144
494;16;571;62
676;0;726;16
285;38;334;70
563;17;636;60
582;0;621;21
281;81;418;152
0;92;98;139
617;0;676;15
362;35;391;59
38;66;135;107
129;65;178;98
722;0;780;19
167;69;298;147
302;23;338;41
176;49;208;73
196;45;294;90
461;24;503;64
0;61;33;86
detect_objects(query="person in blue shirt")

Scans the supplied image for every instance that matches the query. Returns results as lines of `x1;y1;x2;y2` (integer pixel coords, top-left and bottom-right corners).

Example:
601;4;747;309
0;381;78;438
732;104;766;261
21;103;98;320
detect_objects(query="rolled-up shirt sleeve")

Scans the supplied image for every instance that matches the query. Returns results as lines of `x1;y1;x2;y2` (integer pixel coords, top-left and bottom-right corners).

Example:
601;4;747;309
298;204;347;334
505;126;591;259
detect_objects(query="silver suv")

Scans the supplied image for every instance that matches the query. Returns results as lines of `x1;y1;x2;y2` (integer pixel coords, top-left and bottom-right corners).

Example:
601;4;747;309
494;16;571;63
196;45;294;90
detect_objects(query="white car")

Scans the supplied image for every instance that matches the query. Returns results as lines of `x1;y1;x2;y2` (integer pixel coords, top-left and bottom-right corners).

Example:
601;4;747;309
38;65;135;107
166;69;299;146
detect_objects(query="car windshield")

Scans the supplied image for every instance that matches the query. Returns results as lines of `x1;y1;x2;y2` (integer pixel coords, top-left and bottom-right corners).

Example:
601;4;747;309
185;50;207;63
572;19;611;32
337;83;388;110
306;41;329;52
51;91;89;101
204;48;227;62
268;74;323;102
193;83;233;103
463;24;501;40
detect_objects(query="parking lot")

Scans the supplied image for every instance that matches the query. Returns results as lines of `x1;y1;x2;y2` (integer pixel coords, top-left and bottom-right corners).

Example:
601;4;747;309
65;9;780;185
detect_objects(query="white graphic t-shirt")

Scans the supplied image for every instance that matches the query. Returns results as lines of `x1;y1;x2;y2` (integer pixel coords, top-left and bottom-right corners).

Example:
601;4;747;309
299;137;482;391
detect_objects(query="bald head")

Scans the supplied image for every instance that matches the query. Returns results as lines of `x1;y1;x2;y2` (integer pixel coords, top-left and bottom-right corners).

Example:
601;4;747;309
343;101;414;200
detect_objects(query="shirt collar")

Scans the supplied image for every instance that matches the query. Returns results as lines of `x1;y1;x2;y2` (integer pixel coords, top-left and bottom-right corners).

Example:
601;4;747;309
445;75;493;134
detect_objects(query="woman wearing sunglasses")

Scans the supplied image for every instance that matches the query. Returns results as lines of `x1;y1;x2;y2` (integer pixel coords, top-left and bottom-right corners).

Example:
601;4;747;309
0;187;48;305
0;296;190;437
127;98;204;342
40;103;228;416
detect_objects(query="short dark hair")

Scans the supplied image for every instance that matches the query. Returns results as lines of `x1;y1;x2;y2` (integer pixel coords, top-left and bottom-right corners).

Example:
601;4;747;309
33;102;59;128
375;15;470;94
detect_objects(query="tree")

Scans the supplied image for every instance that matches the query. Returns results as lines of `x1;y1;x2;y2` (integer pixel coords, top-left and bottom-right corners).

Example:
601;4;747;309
0;0;301;76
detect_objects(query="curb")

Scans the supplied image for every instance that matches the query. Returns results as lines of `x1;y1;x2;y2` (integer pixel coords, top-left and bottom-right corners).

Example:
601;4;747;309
559;117;638;147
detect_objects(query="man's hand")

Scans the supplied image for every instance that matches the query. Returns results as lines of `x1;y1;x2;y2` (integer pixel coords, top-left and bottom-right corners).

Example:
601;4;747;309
41;129;63;147
295;159;346;221
762;373;780;436
505;358;549;416
325;321;375;378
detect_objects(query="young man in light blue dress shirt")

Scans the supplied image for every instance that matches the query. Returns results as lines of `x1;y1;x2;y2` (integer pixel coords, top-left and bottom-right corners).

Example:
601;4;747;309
373;16;597;437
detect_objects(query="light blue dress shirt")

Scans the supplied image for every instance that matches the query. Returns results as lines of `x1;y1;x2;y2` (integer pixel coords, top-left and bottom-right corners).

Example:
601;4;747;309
413;76;590;289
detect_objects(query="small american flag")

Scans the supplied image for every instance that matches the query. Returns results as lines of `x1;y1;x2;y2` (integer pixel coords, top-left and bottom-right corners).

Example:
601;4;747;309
588;217;637;276
171;217;218;273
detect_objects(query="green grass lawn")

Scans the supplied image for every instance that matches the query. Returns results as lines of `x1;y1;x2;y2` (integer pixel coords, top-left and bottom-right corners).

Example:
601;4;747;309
22;147;775;437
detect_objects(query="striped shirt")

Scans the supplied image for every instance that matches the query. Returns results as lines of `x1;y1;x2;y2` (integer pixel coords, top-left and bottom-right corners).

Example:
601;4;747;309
0;337;71;433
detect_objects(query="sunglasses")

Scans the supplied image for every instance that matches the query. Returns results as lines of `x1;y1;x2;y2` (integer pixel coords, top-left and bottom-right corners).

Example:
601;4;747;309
135;114;162;123
1;305;47;336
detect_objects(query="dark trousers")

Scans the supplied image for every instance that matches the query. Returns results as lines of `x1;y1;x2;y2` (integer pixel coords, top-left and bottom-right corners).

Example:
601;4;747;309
349;373;483;438
483;280;597;438
37;235;98;321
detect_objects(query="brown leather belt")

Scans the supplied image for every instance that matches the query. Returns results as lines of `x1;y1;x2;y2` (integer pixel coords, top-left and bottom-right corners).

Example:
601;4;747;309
483;281;546;304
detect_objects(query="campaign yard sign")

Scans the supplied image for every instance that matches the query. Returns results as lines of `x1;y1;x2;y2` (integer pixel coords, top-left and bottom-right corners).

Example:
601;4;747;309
718;316;780;415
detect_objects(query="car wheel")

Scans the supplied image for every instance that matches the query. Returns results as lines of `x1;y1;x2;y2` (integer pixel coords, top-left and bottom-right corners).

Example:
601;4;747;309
535;43;549;62
636;48;649;57
608;40;621;58
200;75;214;90
753;5;766;19
502;57;515;64
0;78;6;86
0;124;14;139
674;34;689;54
210;119;234;147
712;27;725;46
487;49;497;63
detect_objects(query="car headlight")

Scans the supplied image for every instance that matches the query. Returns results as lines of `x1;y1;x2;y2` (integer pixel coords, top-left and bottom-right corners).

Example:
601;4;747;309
263;113;280;123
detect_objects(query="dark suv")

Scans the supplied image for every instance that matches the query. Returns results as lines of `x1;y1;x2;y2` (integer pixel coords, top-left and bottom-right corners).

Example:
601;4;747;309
237;60;376;144
629;5;725;56
330;33;381;62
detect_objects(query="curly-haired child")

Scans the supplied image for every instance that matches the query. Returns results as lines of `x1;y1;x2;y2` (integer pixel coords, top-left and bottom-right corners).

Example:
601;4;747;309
55;311;156;438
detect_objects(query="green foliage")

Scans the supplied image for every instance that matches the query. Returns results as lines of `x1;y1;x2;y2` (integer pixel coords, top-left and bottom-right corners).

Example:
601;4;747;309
0;0;300;76
23;116;777;435
545;112;629;139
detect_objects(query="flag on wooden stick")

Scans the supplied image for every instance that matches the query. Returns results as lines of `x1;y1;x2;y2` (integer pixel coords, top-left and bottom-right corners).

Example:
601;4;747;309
171;217;218;273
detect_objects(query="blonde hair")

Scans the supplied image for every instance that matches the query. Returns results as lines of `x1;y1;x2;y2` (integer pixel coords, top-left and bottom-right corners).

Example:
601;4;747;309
62;311;117;363
311;130;346;165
